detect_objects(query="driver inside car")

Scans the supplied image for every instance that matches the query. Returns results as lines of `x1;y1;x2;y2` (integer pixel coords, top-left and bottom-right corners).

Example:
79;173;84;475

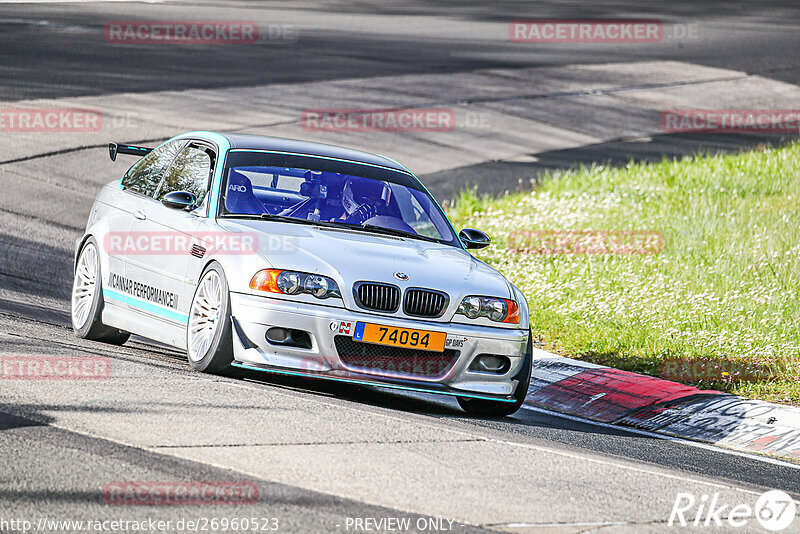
332;177;392;224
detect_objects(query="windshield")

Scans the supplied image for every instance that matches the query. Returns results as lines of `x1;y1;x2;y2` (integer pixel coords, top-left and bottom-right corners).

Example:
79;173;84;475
219;150;457;245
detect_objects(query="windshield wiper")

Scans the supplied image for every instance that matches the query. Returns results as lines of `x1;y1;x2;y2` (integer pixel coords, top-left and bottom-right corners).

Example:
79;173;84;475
219;213;340;228
259;214;342;227
358;223;440;243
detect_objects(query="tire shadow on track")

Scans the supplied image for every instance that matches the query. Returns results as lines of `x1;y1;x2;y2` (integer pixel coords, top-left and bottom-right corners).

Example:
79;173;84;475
0;232;74;302
242;373;465;417
0;296;70;326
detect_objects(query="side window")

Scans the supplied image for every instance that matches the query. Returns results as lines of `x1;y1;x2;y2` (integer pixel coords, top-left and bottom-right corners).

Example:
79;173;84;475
155;145;213;204
121;139;184;197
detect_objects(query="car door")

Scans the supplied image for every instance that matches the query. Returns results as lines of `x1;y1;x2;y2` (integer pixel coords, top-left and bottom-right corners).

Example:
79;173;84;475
124;141;216;339
105;139;186;310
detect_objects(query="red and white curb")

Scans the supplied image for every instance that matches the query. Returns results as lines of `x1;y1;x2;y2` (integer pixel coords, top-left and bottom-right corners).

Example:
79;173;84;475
523;350;800;462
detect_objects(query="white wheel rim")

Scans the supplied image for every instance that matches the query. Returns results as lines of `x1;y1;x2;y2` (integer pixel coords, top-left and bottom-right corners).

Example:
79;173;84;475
71;243;97;329
187;270;223;362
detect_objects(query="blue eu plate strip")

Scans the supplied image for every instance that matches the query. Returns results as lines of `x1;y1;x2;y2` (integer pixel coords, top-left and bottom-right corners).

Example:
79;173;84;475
353;322;366;341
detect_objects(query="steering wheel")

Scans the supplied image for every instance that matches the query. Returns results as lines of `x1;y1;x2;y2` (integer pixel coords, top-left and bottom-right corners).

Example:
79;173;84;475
345;203;379;224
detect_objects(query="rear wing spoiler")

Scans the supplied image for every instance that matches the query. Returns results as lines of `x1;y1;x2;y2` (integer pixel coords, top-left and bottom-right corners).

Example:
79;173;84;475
108;142;152;161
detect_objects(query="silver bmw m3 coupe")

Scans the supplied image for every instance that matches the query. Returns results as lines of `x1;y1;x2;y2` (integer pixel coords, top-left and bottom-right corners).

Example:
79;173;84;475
72;131;532;416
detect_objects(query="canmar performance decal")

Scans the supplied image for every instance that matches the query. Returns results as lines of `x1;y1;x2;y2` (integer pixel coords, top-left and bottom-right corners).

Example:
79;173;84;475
109;273;179;309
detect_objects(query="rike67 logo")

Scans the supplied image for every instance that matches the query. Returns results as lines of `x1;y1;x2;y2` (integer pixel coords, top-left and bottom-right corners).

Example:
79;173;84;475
669;490;796;531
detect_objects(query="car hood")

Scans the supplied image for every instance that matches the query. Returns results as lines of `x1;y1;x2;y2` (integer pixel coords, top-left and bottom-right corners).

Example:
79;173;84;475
217;219;512;302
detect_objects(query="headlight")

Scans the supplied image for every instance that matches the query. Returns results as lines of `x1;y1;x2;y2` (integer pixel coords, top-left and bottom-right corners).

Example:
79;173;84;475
250;269;341;299
277;271;301;294
303;275;331;298
456;296;519;324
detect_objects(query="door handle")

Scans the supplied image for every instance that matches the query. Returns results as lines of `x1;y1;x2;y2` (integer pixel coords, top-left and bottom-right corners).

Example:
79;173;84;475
134;210;147;221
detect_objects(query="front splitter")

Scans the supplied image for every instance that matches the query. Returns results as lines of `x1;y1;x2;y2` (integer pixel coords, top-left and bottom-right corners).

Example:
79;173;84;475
231;361;517;403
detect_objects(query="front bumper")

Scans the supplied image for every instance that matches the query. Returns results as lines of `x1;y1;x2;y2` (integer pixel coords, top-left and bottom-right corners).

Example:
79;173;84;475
229;292;529;402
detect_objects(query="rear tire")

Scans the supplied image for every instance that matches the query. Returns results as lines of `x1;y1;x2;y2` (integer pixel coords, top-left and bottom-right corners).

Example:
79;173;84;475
71;237;130;345
457;331;533;417
187;262;235;374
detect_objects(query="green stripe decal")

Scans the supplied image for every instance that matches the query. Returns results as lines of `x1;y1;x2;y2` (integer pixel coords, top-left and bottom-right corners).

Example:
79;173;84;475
103;288;189;324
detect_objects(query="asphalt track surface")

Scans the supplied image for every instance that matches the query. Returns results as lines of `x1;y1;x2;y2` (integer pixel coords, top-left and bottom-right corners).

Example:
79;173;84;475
1;1;800;532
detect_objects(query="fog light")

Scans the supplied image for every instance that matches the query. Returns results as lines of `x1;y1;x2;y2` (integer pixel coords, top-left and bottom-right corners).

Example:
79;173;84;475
469;354;511;374
265;327;313;349
266;327;290;344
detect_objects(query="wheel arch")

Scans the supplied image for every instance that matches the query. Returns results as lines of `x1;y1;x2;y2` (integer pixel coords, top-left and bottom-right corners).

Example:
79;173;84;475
74;234;94;271
191;250;266;295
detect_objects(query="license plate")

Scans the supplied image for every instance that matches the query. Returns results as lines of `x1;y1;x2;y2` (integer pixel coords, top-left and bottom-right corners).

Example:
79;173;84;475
353;322;446;352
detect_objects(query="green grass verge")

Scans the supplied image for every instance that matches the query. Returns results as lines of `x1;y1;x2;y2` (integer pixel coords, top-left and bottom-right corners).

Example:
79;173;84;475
446;142;800;405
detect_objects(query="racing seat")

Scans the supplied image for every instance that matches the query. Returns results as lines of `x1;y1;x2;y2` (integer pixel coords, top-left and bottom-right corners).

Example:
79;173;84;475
225;170;268;215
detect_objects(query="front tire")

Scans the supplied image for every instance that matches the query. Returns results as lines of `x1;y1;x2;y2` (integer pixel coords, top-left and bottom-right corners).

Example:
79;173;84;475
457;331;533;417
71;237;130;345
187;262;234;374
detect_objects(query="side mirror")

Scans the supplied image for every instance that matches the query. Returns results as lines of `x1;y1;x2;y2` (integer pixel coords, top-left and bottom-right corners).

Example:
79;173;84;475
162;191;197;211
459;228;491;250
